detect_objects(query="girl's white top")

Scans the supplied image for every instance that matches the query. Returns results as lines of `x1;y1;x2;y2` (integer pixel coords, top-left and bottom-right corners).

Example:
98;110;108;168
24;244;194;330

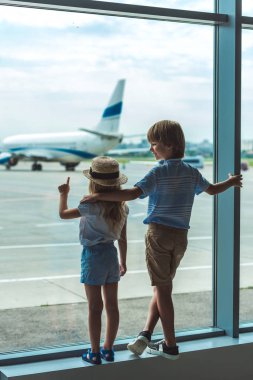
78;202;128;246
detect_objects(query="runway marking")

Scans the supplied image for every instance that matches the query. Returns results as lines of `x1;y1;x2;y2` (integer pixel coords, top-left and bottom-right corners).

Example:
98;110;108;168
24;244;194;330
0;196;56;202
0;243;80;250
130;213;146;218
1;263;253;284
179;265;211;271
1;235;253;250
0;274;80;283
0;240;147;250
36;222;75;227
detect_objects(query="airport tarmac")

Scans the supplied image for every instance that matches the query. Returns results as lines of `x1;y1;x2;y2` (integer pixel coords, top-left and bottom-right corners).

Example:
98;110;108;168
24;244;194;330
0;161;252;351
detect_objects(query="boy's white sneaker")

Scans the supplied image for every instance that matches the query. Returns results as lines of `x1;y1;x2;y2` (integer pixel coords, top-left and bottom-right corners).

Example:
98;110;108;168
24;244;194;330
127;331;151;356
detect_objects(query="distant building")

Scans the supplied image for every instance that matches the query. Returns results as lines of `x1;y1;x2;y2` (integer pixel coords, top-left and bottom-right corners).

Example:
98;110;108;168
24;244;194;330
185;140;213;158
242;140;253;152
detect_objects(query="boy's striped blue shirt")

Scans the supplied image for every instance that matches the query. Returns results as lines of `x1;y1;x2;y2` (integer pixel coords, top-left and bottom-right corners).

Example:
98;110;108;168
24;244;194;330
135;159;210;230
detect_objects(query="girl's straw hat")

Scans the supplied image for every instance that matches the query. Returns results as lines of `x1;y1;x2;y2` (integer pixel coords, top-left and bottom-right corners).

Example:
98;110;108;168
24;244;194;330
83;156;128;186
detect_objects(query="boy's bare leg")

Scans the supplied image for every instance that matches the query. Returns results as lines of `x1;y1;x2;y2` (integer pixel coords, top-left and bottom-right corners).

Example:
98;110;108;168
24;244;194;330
84;285;103;353
156;279;176;347
127;288;157;355
103;283;119;350
143;287;160;333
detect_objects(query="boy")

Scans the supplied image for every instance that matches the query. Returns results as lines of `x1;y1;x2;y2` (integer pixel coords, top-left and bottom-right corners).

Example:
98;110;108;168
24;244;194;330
82;120;242;359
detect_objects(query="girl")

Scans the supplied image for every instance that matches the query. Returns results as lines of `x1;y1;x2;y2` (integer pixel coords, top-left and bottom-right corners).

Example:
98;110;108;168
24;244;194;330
58;156;128;365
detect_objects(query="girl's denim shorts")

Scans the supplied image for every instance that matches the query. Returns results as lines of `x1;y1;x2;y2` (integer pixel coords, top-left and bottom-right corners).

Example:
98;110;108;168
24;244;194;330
80;242;120;286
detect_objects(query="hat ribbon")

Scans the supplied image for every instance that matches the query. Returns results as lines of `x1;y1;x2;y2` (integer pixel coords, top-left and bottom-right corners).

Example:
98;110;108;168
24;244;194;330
89;168;119;179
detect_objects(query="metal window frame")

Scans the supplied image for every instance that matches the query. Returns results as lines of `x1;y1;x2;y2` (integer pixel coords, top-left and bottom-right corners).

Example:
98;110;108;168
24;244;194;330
0;0;251;366
0;0;228;24
213;0;242;339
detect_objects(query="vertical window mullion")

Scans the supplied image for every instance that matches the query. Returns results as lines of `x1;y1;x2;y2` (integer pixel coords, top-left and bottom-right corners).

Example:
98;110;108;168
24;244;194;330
214;0;241;338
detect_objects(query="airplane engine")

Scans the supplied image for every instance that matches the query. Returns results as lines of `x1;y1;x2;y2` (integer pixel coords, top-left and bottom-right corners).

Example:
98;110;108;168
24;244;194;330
0;153;18;168
61;162;80;171
9;156;18;166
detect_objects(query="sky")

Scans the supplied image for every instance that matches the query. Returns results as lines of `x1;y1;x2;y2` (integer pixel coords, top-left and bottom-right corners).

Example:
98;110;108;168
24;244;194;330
0;0;253;144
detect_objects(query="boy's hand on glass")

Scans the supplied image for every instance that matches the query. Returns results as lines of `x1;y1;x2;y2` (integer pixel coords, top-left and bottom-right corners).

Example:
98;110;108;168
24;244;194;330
120;263;127;276
80;194;99;203
228;173;243;188
58;177;70;194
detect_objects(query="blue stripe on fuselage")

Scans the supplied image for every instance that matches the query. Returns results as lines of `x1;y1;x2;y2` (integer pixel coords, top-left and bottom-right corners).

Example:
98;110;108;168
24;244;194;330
9;147;96;159
102;102;122;118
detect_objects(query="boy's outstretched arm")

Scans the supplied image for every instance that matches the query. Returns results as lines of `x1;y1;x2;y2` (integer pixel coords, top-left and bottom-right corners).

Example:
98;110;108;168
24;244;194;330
81;186;143;203
58;177;80;219
205;173;243;196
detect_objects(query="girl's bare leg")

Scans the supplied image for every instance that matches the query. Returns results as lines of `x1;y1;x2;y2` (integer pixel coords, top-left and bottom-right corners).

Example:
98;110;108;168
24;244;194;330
102;282;119;350
84;284;103;353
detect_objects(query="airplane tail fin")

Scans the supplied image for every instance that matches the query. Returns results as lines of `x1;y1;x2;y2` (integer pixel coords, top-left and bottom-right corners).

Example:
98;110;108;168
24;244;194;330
95;79;125;134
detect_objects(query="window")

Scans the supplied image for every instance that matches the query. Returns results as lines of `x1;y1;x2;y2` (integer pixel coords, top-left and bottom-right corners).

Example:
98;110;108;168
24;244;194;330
0;0;250;365
0;3;214;353
240;28;253;326
242;0;253;16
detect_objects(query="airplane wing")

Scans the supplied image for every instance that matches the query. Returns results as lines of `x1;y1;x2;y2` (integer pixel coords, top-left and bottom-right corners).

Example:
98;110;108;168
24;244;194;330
79;127;123;140
108;147;150;156
124;133;146;138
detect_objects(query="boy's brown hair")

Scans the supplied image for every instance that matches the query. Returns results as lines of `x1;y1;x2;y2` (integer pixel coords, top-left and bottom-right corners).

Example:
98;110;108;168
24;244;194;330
147;120;185;158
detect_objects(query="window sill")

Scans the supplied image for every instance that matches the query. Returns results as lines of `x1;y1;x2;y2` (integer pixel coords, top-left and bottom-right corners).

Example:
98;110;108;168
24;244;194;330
1;332;253;380
0;327;224;366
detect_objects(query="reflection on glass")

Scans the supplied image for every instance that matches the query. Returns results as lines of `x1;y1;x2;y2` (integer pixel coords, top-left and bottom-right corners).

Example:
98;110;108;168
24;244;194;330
0;5;213;352
240;29;253;325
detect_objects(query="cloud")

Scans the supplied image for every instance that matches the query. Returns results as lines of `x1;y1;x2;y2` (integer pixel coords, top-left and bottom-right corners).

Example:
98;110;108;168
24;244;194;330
0;3;252;142
0;5;100;28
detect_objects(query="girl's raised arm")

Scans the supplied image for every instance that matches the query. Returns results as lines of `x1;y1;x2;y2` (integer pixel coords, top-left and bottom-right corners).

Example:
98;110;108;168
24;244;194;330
58;177;80;219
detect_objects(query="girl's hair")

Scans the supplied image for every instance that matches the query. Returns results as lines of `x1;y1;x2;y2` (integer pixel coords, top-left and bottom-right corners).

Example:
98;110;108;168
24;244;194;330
147;120;185;158
89;181;127;227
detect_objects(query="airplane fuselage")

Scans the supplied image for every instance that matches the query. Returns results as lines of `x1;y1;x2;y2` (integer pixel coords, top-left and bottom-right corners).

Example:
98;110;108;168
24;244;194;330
3;131;122;164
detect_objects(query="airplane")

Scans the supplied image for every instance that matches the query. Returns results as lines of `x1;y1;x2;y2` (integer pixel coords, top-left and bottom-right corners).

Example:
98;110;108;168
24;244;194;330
0;79;125;171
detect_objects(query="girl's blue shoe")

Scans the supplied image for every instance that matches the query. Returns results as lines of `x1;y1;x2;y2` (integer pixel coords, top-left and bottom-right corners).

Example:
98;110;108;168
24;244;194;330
101;348;114;362
82;349;102;365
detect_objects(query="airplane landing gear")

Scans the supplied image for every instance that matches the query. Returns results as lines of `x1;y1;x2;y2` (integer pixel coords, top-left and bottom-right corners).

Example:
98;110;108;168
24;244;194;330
64;163;79;171
32;162;42;171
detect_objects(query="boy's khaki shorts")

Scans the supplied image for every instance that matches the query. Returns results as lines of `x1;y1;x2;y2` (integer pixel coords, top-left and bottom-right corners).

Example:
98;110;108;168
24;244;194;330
145;223;188;286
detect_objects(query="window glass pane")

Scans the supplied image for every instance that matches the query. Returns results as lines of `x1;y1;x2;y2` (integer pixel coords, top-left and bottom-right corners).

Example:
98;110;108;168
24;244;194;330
242;0;253;16
0;5;213;352
240;29;253;325
90;0;214;12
